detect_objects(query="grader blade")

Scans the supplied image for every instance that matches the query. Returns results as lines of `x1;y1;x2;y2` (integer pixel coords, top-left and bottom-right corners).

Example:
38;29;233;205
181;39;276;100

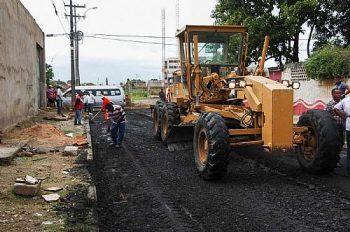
167;125;194;151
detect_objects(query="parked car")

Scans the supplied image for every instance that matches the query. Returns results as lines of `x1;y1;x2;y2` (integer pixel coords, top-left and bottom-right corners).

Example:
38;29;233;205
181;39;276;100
62;86;126;108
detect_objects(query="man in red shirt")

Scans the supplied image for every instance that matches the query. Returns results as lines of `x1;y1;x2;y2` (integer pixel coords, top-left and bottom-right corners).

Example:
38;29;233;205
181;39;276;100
74;94;83;125
101;96;111;120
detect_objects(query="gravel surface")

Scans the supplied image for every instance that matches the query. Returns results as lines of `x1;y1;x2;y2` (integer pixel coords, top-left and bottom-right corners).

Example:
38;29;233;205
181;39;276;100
89;108;350;231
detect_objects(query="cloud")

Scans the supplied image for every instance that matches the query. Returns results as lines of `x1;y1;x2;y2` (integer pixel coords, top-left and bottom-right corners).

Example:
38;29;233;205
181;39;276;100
20;0;217;84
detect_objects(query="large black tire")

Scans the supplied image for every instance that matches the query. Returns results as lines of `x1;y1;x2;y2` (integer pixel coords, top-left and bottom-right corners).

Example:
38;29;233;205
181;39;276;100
193;112;230;180
296;109;341;174
152;101;164;140
160;102;180;145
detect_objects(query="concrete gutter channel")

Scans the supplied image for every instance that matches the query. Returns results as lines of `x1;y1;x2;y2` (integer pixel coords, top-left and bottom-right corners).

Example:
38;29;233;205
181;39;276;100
85;120;97;203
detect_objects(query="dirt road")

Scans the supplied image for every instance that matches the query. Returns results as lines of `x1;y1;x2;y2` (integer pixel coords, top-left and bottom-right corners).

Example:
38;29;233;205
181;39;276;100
89;108;350;231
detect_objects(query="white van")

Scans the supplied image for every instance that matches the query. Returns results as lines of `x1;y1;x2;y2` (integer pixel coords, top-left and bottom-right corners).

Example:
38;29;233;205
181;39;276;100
62;85;126;108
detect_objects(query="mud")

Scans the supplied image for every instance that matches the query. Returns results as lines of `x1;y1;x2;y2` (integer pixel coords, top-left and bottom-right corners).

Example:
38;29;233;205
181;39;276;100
89;108;350;231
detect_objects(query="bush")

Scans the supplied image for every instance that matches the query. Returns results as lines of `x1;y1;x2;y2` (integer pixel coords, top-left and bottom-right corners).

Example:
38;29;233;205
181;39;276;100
304;45;350;80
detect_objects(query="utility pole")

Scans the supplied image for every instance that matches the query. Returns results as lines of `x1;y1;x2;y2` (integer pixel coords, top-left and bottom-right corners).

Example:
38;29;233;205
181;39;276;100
161;8;166;87
64;1;85;102
74;7;80;86
69;0;75;104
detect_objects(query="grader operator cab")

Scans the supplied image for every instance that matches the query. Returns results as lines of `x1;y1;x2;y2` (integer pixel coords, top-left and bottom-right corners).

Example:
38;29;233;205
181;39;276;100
153;25;341;180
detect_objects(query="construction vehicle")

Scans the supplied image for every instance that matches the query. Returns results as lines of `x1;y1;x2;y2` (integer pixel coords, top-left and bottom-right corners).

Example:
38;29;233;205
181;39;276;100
152;25;341;180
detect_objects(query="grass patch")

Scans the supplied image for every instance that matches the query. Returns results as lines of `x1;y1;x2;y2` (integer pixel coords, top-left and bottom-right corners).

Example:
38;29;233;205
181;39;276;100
42;223;92;232
130;90;149;100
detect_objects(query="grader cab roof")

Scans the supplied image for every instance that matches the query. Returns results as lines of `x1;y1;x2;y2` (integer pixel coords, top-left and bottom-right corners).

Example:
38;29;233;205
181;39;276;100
175;25;248;38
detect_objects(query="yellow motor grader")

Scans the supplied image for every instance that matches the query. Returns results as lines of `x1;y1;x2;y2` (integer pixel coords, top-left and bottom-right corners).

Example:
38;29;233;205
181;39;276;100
152;25;341;180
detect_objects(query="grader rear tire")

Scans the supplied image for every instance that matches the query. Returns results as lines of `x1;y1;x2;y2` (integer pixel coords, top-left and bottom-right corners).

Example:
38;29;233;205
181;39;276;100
160;102;180;145
193;112;230;180
296;109;341;174
152;101;164;140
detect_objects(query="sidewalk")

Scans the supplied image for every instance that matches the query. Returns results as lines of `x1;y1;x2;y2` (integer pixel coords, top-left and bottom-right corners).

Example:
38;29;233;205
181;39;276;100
0;108;96;231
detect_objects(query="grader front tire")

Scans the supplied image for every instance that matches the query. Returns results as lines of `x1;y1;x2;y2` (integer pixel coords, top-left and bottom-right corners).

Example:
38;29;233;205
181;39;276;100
160;102;180;145
296;109;341;174
193;113;230;180
152;101;164;141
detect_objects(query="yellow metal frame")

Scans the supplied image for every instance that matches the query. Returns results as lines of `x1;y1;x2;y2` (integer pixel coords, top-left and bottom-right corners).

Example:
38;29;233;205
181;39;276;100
169;25;307;151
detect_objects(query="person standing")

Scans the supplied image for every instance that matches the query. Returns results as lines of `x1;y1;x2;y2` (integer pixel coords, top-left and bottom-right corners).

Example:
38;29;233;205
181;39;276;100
159;88;166;102
334;97;350;175
86;92;96;114
73;94;83;125
56;86;65;117
101;95;111;121
83;92;89;113
325;88;344;146
46;85;56;107
335;79;350;98
105;103;126;148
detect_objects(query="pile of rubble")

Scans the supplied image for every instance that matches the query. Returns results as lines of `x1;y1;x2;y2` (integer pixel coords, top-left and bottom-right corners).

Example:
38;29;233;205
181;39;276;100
14;175;63;202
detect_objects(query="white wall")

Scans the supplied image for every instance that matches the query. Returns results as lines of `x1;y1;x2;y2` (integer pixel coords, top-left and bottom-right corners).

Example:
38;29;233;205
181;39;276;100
283;67;334;103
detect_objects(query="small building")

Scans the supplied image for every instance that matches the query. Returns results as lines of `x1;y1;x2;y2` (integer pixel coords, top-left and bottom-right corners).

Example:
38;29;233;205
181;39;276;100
163;57;180;84
147;79;162;95
0;0;46;131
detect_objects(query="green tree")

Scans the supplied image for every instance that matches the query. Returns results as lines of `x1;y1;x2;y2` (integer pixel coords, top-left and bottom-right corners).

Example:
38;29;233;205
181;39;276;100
46;64;54;86
304;45;350;80
312;0;350;49
212;0;350;64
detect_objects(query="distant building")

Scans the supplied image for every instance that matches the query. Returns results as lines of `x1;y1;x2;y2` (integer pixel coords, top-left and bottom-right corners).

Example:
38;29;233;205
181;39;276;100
0;0;45;131
148;79;162;95
163;57;180;85
125;79;147;94
131;79;147;89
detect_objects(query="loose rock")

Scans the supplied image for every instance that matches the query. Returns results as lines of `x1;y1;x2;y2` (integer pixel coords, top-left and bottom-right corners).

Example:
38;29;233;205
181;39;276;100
42;193;60;202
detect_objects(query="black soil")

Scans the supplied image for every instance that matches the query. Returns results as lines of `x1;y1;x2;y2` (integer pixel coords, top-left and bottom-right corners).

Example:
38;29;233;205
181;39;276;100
89;108;350;232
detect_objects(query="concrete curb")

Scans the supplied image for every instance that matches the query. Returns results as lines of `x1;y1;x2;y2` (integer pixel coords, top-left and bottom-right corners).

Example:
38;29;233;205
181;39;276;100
85;121;93;161
83;119;97;204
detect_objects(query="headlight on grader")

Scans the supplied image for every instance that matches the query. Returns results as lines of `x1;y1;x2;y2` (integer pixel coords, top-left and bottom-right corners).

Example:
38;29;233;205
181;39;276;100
292;82;300;89
239;80;246;88
229;82;236;89
281;80;300;89
282;80;290;87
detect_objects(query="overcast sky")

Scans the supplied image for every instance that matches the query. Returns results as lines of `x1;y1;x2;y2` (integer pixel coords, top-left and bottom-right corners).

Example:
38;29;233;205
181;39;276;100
20;0;217;85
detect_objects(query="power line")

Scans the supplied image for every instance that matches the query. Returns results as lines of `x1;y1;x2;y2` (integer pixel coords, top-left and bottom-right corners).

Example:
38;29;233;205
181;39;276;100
84;35;177;45
62;0;68;14
51;0;69;38
51;0;58;15
61;0;70;24
90;33;175;39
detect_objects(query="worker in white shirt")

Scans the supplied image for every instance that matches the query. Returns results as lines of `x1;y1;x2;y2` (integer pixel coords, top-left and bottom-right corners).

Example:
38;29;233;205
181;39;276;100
85;92;96;114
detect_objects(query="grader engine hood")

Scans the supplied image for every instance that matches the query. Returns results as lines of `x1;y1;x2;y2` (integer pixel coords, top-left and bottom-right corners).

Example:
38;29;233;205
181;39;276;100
244;76;294;150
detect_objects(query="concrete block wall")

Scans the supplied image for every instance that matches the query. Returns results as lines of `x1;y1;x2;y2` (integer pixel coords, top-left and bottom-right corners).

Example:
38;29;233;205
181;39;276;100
282;64;347;115
0;0;45;131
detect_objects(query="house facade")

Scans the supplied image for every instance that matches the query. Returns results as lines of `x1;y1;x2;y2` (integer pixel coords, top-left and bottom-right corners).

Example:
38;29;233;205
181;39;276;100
0;0;46;131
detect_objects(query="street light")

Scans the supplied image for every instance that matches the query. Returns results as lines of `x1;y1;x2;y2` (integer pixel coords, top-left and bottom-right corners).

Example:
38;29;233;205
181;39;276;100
82;6;98;19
